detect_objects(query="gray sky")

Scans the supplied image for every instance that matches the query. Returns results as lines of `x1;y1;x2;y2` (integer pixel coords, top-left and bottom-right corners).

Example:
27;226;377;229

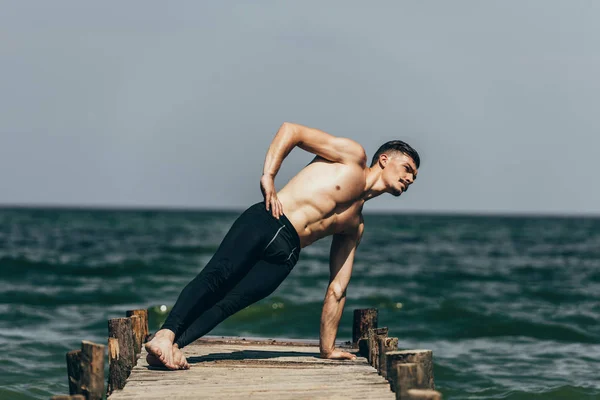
1;1;598;214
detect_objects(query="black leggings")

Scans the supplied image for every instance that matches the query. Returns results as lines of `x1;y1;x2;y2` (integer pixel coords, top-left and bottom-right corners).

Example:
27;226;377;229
161;201;301;348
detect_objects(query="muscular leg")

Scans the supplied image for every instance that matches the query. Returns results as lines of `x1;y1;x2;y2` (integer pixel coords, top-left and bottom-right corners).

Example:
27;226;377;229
174;259;293;348
163;217;265;337
145;205;267;369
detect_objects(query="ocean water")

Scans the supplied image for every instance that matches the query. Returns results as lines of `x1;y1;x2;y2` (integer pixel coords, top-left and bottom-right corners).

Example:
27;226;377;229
0;207;599;399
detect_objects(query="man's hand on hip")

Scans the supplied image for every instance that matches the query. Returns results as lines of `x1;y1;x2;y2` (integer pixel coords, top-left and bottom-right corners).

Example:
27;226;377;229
260;174;283;219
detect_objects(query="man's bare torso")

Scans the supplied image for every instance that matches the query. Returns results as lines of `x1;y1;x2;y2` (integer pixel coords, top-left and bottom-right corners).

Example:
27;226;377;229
277;155;367;248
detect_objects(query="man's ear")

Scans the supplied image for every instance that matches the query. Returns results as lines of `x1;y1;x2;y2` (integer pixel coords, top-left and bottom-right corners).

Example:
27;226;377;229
378;153;389;168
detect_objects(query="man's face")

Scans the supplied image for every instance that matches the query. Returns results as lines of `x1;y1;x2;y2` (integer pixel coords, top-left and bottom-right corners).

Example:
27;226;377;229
381;153;418;197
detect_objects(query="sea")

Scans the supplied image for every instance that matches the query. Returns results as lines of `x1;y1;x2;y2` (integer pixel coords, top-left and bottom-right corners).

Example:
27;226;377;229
0;206;599;399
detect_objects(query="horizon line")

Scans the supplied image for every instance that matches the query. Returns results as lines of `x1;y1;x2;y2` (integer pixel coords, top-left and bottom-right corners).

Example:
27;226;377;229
0;202;598;219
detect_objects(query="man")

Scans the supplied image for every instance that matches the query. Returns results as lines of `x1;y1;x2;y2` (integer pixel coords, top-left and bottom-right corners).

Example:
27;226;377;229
145;122;420;370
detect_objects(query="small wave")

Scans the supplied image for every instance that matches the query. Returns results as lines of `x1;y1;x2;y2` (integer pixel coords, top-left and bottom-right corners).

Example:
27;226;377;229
413;299;599;343
159;244;219;255
0;255;190;279
0;387;40;400
0;286;143;307
499;385;600;400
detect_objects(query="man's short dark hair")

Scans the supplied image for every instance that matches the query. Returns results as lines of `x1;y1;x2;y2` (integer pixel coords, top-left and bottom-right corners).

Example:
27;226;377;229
370;140;420;168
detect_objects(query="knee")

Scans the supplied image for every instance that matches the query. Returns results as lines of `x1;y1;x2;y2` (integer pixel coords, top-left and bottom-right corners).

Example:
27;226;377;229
326;282;346;302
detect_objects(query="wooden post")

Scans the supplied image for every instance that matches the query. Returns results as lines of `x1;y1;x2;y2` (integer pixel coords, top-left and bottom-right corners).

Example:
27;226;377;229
108;317;136;368
394;363;424;399
66;350;81;395
405;389;442;400
50;396;86;400
65;341;104;400
367;327;388;369
126;309;149;343
79;341;104;400
107;337;129;395
352;308;378;350
128;314;142;356
386;350;434;392
378;336;399;378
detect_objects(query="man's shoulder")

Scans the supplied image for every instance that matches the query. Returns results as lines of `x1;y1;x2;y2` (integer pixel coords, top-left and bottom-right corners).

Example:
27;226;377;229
336;138;367;167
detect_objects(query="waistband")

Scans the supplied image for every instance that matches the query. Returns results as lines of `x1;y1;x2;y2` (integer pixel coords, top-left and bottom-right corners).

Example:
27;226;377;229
257;201;301;251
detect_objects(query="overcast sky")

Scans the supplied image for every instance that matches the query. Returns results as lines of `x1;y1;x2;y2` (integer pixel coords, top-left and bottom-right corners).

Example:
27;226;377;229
1;1;598;214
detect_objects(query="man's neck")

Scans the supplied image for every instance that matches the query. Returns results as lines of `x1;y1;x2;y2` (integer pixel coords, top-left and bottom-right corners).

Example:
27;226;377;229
361;166;387;202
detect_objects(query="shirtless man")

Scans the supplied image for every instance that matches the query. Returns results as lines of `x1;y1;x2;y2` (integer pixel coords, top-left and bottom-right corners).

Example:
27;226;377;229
145;122;420;370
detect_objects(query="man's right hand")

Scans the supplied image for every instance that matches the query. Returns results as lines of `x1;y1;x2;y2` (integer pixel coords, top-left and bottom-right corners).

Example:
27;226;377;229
260;174;283;219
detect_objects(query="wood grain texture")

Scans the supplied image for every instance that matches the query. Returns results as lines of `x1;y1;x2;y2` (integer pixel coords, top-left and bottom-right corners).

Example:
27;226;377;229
386;350;434;393
126;309;149;343
66;350;81;395
368;327;388;369
107;338;395;399
405;389;442;400
108;337;128;395
352;308;378;348
80;340;105;400
379;336;399;379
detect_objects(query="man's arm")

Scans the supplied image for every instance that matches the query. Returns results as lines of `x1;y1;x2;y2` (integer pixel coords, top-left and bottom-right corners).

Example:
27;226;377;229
320;221;364;360
261;122;366;218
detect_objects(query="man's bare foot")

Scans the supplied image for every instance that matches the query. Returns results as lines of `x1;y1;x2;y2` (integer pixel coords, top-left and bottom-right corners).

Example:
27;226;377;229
172;344;190;370
144;329;177;370
146;353;166;368
147;344;189;370
320;349;357;360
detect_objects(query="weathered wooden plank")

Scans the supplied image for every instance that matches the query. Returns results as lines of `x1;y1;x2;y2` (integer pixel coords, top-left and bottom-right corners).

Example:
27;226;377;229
192;336;352;348
108;340;395;399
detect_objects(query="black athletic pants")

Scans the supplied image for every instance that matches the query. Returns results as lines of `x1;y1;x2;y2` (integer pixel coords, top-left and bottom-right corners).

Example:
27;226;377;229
161;201;301;348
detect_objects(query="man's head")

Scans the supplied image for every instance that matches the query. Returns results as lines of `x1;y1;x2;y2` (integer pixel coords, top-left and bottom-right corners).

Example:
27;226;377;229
371;140;420;197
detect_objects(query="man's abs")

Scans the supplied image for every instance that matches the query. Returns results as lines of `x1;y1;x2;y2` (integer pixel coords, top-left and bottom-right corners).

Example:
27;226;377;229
276;156;365;248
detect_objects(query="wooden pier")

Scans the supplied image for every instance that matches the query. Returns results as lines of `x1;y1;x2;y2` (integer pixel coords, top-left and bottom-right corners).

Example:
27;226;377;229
109;336;395;399
52;308;443;400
